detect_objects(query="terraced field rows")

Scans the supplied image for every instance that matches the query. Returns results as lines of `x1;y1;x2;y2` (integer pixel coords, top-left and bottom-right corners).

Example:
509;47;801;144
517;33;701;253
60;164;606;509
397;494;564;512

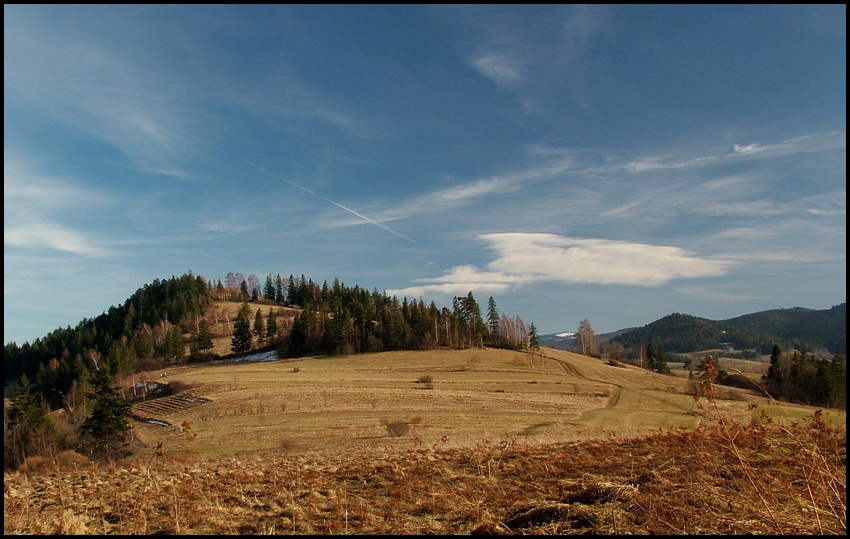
132;394;210;418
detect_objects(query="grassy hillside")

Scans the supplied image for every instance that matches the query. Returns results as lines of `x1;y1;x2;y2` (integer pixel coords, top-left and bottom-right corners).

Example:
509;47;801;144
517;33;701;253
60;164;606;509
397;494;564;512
4;347;845;535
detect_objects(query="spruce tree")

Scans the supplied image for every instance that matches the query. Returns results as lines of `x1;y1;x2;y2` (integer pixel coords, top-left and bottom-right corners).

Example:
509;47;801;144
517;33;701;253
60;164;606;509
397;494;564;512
164;326;185;365
190;319;214;361
6;373;57;469
646;343;657;371
254;308;266;345
196;318;214;352
487;297;500;344
766;344;784;385
266;308;278;343
528;323;540;351
77;368;131;460
231;301;253;354
11;373;51;429
263;274;276;301
653;344;671;375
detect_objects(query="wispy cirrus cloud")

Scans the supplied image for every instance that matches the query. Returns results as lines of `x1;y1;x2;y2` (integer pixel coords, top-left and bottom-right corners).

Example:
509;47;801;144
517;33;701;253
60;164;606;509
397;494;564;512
439;5;609;113
3;225;107;257
613;132;845;174
4;17;198;176
338;149;575;227
326;130;845;243
4;157;114;257
387;232;734;299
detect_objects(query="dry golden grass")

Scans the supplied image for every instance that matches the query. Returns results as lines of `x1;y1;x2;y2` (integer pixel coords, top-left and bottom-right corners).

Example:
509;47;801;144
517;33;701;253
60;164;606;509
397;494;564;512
4;347;845;535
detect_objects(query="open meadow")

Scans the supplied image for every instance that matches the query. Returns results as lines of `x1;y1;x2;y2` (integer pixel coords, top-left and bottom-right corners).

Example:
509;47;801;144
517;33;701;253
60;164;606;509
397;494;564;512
4;347;846;534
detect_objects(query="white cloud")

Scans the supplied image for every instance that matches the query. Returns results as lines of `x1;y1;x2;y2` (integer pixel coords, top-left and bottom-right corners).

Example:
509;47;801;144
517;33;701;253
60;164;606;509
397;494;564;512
387;232;734;299
616;132;845;174
357;150;574;226
4;156;113;256
4;223;107;257
444;5;608;113
732;143;766;155
483;233;732;286
4;16;201;176
472;53;522;86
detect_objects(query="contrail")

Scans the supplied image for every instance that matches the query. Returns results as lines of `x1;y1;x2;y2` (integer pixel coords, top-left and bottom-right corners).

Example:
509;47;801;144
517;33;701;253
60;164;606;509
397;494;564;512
169;125;416;243
241;159;417;243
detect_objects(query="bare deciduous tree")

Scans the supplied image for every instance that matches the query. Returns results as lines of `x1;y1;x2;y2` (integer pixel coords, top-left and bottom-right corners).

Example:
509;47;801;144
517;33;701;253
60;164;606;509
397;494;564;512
578;319;599;357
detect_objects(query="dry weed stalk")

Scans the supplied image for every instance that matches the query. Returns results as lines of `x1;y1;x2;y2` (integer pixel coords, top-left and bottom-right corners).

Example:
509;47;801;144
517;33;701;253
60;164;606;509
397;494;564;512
779;412;846;533
695;355;846;535
129;441;164;534
695;356;783;532
426;437;517;531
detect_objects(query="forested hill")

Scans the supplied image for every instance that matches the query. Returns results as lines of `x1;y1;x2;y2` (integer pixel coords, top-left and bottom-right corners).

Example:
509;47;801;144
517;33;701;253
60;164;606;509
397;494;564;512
4;272;534;408
4;271;845;415
610;303;846;355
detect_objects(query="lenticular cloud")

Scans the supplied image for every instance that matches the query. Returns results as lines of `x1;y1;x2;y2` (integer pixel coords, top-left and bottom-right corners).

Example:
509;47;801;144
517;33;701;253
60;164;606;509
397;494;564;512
481;232;733;287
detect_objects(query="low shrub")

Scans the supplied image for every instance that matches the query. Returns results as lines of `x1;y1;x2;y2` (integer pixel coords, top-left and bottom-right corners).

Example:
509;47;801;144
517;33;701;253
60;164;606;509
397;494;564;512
380;418;410;437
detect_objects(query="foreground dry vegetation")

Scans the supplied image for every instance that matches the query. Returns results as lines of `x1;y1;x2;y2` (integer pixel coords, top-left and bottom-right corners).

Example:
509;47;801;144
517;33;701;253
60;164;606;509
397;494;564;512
4;348;846;535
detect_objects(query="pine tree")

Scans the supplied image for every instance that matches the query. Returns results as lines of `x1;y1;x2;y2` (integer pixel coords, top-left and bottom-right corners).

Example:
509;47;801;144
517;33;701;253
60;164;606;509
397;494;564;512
653;344;671;375
77;367;131;460
254;308;266;345
646;343;657;371
766;344;784;385
288;309;308;355
266;308;278;344
486;297;500;344
190;319;214;361
454;292;486;348
164;326;185;365
646;342;671;374
231;301;253;354
196;318;214;352
263;275;276;301
528;323;540;351
287;274;298;306
6;373;57;468
11;373;49;429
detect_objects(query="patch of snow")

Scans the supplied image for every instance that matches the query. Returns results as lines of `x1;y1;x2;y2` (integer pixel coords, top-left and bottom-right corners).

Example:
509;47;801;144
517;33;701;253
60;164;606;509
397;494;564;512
225;350;280;364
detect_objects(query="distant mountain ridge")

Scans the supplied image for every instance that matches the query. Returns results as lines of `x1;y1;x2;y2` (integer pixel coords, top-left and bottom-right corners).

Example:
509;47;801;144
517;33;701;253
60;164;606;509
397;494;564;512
541;303;846;355
538;328;634;351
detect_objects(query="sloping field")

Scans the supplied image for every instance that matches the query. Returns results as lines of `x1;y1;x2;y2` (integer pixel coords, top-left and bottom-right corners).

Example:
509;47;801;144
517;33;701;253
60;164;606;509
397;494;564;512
5;347;845;535
124;347;804;456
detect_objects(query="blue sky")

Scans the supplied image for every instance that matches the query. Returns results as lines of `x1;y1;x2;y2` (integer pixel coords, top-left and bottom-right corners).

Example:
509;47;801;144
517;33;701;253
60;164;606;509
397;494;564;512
4;5;846;346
